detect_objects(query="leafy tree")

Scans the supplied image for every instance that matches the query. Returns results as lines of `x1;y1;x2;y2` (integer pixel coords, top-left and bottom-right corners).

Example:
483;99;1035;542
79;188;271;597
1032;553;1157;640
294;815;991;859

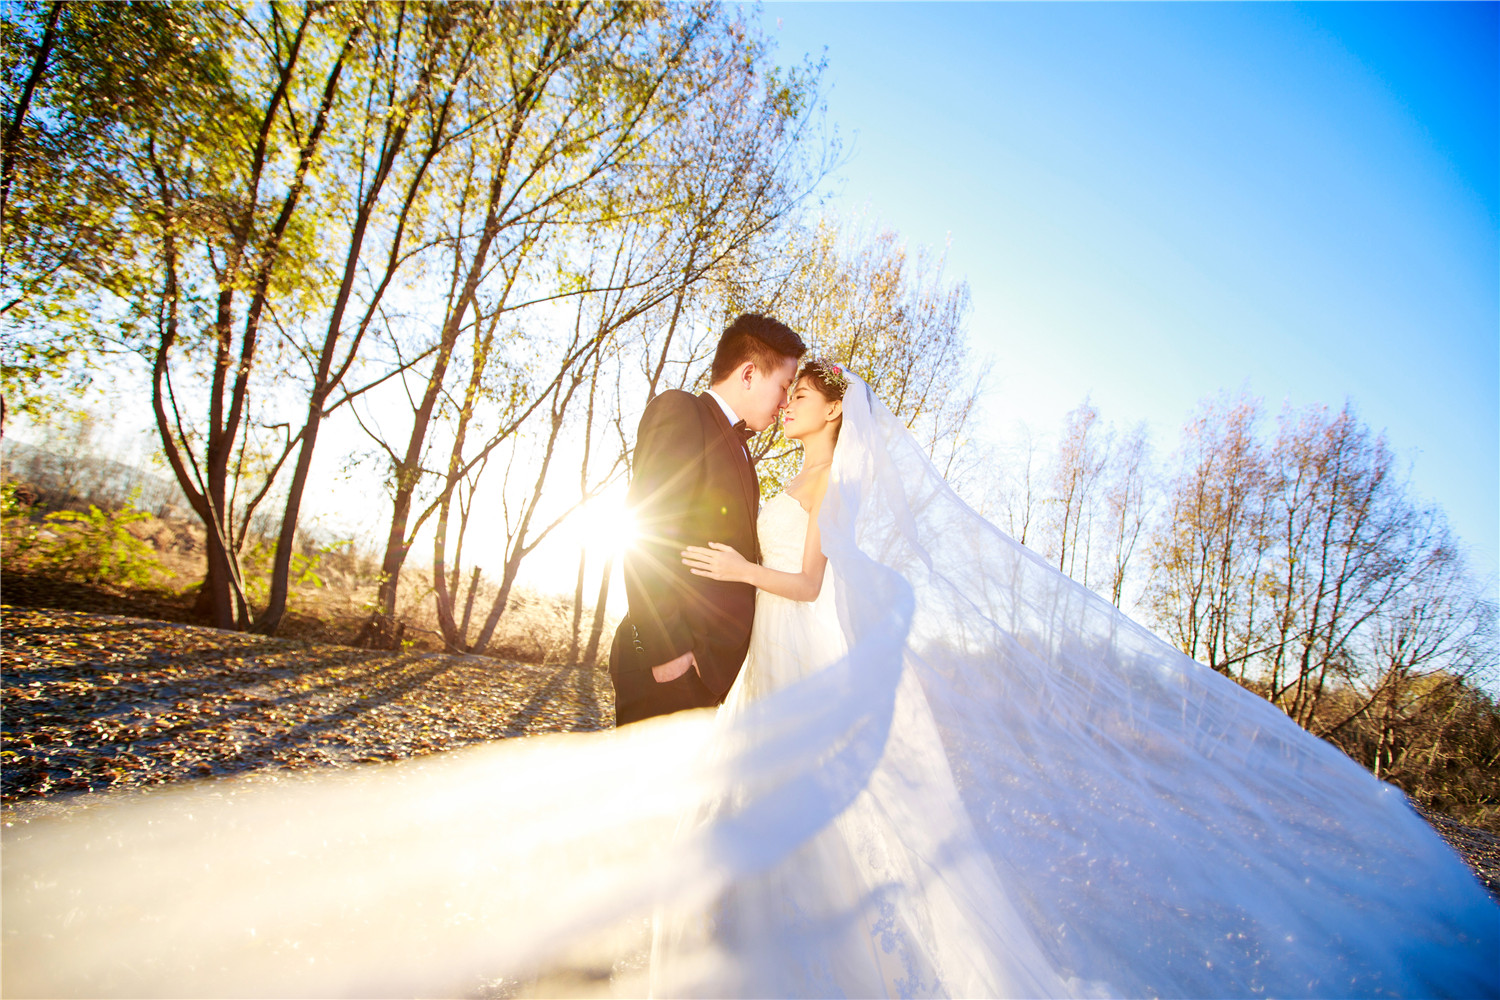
256;1;485;634
2;1;233;420
5;1;366;627
6;2;503;632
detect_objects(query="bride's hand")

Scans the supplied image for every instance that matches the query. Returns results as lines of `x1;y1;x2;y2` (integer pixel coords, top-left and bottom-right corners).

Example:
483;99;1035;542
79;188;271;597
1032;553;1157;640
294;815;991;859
682;542;752;583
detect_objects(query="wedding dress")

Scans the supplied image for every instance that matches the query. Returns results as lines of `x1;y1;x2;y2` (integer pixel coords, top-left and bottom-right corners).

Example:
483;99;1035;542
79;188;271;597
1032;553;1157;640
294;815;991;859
5;373;1496;999
652;491;1073;997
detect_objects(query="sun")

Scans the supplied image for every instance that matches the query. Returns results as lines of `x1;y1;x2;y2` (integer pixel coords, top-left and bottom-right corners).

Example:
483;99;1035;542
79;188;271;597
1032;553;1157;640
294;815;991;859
513;488;637;600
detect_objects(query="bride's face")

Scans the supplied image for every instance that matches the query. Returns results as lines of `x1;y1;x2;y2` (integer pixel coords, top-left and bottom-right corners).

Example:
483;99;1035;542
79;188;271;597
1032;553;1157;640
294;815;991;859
781;381;841;441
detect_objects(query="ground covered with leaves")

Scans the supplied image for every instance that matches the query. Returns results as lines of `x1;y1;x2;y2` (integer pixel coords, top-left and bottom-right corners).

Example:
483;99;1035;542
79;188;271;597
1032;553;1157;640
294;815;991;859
3;605;1497;902
1;606;612;814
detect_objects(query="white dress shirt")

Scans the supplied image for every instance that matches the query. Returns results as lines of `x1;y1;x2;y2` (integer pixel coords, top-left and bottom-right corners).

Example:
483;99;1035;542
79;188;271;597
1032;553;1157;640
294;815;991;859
704;387;742;429
705;388;750;458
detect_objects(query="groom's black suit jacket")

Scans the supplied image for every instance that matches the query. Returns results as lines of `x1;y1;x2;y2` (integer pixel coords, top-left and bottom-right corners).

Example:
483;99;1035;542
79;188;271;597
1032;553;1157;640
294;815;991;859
610;390;760;725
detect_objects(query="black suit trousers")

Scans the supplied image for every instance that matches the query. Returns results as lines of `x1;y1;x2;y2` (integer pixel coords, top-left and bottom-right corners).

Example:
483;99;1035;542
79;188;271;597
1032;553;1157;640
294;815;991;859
609;619;718;724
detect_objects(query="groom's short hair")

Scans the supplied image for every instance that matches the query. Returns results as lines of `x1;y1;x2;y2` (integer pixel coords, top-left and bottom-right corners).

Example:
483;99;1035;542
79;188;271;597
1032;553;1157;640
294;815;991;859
711;313;806;382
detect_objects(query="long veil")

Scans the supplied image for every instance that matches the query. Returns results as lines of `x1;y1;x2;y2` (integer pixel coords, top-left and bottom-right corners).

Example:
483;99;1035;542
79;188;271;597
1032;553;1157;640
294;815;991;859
4;372;1496;998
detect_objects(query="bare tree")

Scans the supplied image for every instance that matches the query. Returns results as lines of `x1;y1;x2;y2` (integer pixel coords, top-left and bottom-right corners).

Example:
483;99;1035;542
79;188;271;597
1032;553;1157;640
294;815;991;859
747;217;985;495
1102;421;1152;607
1047;399;1111;585
1141;394;1496;751
1342;527;1497;778
568;343;611;663
1261;403;1428;727
466;336;622;656
428;247;642;655
976;421;1044;547
1145;395;1269;680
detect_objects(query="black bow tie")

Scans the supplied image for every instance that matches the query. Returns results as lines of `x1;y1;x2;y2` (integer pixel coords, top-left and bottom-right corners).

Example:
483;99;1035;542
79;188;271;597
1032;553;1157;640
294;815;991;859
732;419;755;442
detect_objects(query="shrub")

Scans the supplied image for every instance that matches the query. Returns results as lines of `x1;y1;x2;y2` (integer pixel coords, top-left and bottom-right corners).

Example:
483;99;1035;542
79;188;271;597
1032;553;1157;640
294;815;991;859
1;481;40;557
33;488;166;587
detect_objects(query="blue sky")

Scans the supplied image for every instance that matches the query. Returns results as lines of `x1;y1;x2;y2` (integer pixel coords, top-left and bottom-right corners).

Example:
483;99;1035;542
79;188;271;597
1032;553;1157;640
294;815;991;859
757;1;1499;583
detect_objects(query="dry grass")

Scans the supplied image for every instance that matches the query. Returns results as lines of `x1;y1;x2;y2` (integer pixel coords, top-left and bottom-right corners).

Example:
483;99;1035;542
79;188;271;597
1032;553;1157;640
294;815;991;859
1;496;617;667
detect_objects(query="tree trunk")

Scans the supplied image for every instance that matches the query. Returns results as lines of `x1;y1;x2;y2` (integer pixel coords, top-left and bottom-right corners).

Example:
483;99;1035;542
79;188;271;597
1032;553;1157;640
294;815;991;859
459;566;481;646
357;482;421;648
569;550;587;663
470;561;522;658
359;162;511;647
1;0;61;223
583;554;613;667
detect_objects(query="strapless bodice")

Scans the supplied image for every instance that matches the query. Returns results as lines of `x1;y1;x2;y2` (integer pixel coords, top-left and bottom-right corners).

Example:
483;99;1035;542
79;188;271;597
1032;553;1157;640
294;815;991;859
757;491;809;573
725;489;839;712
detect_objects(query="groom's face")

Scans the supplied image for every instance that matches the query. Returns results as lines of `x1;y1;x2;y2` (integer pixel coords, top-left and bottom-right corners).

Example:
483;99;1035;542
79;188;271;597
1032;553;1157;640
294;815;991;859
743;356;800;433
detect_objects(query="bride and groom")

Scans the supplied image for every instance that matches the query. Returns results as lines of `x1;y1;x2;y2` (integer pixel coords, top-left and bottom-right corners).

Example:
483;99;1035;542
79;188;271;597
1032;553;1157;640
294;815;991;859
7;314;1496;998
609;312;824;725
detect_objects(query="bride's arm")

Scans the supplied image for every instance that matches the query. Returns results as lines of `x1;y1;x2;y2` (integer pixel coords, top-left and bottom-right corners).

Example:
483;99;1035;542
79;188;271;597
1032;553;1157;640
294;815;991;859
682;484;829;602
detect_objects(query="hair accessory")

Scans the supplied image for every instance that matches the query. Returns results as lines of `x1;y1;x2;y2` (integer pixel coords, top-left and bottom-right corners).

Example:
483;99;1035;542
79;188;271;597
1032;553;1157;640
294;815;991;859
821;360;850;396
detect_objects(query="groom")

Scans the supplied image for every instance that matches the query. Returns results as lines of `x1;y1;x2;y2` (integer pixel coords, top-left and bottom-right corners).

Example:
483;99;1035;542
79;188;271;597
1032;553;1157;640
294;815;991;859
610;313;805;725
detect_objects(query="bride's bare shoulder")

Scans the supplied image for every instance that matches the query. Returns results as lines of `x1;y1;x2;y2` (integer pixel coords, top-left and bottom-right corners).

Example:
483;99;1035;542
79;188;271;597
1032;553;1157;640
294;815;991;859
785;465;831;513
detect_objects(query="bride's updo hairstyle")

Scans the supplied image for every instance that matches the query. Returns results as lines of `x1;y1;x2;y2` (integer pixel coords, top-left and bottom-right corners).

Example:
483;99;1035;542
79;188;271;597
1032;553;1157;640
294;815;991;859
797;358;850;401
796;358;849;437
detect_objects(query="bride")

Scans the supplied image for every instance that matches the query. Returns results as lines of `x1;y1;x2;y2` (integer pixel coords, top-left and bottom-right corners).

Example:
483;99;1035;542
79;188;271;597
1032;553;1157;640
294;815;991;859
673;359;1071;997
4;365;1496;998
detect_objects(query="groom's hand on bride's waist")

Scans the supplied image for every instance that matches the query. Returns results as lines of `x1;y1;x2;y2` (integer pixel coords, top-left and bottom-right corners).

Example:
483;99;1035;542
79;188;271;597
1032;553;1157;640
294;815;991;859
651;650;697;684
